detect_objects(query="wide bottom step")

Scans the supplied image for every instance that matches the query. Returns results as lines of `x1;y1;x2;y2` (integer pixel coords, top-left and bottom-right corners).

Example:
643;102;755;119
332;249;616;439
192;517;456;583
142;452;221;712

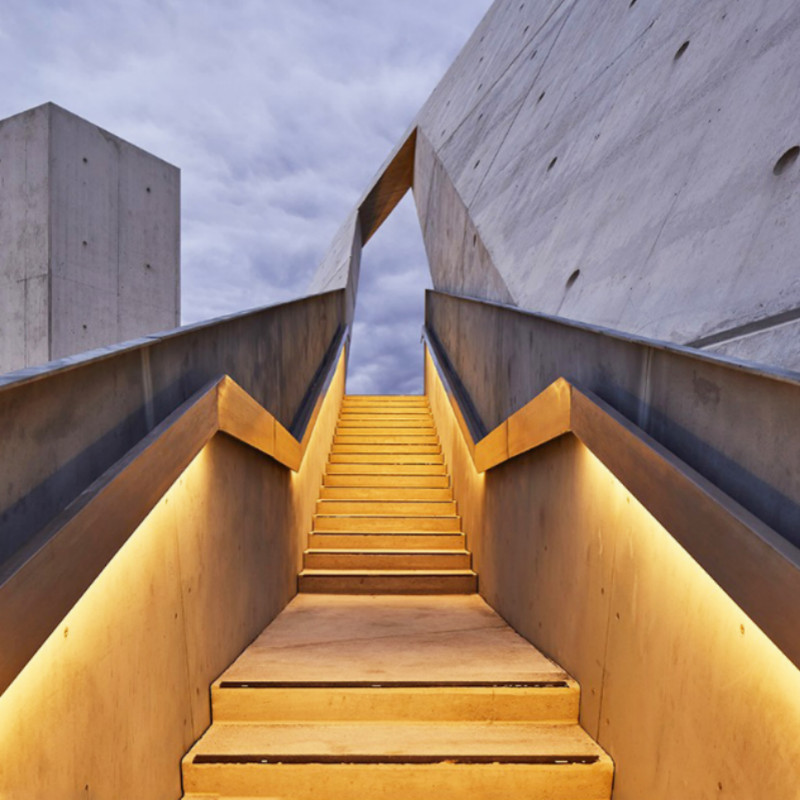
298;569;478;594
183;721;612;799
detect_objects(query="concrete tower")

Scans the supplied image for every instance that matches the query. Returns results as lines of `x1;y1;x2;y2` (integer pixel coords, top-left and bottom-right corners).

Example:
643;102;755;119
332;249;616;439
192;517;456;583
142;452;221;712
0;103;180;374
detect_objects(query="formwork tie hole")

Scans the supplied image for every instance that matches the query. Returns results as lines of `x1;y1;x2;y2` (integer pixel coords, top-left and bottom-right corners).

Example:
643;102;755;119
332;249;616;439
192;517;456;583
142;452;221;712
773;145;799;176
566;269;581;288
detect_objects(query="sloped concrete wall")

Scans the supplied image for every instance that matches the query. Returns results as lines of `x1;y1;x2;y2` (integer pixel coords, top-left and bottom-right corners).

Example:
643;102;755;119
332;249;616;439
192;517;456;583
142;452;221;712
426;290;800;550
0;343;345;800
426;348;800;800
412;0;800;370
0;290;345;569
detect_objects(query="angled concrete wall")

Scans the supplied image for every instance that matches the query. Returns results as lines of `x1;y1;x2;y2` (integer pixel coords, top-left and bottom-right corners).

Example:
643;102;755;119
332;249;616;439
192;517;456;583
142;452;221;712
312;0;800;372
426;290;800;551
0;290;345;570
0;103;180;374
413;0;800;371
0;337;346;800
425;340;800;800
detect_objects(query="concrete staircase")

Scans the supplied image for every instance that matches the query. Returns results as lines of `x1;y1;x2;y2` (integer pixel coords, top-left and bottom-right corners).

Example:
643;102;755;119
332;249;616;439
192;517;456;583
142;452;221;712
181;595;614;800
298;394;477;594
180;397;613;799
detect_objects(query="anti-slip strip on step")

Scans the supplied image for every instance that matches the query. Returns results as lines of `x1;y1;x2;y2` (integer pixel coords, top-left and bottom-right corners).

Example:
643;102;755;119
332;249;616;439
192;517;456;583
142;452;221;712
305;550;469;555
308;533;464;537
193;754;599;766
218;680;570;689
314;514;459;519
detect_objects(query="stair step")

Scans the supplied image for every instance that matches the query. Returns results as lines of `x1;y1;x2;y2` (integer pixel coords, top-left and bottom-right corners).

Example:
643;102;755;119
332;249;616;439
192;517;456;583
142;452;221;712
343;395;428;403
329;453;445;464
339;409;430;417
313;515;461;533
303;549;471;570
210;679;580;722
332;444;442;454
182;721;612;799
336;414;434;430
334;434;440;444
319;486;453;500
298;569;478;594
324;473;450;487
316;500;457;515
335;425;435;435
308;532;465;549
325;463;447;476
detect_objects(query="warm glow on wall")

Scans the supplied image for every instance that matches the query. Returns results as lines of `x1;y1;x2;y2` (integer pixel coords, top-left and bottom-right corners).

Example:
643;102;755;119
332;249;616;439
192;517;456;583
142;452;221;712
0;445;213;797
578;442;800;689
572;443;800;794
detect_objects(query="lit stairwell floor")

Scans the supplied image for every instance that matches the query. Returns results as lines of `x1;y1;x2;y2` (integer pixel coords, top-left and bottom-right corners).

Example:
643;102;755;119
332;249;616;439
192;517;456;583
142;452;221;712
182;595;614;799
219;594;567;683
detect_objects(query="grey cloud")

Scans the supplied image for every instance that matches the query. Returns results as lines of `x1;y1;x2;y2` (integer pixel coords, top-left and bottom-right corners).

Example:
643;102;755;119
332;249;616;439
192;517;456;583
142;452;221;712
0;0;491;391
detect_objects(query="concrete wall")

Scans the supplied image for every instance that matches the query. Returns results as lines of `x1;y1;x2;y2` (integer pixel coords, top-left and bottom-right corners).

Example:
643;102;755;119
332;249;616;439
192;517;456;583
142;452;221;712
426;350;800;800
427;290;800;551
410;0;800;372
0;427;325;799
0;103;179;374
0;290;345;569
311;0;800;372
0;332;345;800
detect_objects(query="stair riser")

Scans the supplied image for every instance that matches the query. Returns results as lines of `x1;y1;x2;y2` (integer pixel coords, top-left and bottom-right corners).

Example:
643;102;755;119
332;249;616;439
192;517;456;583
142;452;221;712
343;396;428;403
303;552;471;570
338;415;433;424
340;407;430;415
324;474;450;487
316;500;457;515
309;533;465;549
325;464;447;476
210;686;580;723
313;516;461;533
335;427;435;436
298;573;478;594
183;761;613;799
340;406;430;412
342;400;428;405
320;487;453;500
334;433;439;442
332;445;442;454
329;454;445;464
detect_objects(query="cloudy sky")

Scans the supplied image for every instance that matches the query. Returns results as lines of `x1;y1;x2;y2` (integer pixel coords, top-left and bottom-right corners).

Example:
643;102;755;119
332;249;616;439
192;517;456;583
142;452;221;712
0;0;490;393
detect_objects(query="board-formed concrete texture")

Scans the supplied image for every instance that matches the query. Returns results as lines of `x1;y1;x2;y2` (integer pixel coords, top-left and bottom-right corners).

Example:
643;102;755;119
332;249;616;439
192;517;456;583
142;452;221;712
311;0;800;372
0;103;180;374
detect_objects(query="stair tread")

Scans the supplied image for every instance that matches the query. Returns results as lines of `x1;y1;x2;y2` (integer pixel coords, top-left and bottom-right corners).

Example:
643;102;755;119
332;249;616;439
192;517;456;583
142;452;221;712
186;720;606;759
320;488;453;498
315;513;460;518
309;532;464;537
299;569;477;576
306;548;470;555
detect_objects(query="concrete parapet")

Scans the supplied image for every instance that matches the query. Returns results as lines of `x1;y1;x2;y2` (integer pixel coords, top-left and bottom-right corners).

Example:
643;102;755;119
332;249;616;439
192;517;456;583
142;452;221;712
0;289;345;569
425;289;800;551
